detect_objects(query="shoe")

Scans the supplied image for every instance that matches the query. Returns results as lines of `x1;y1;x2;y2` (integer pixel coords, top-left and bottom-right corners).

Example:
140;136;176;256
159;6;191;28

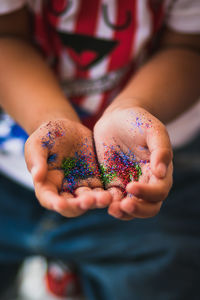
45;261;82;299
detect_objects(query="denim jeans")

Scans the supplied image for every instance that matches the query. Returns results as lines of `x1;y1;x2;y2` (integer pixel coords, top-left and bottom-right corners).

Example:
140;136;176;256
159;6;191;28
0;135;200;300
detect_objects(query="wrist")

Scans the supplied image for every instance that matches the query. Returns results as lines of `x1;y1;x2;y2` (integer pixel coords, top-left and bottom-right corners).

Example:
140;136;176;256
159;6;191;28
103;96;151;116
26;109;81;135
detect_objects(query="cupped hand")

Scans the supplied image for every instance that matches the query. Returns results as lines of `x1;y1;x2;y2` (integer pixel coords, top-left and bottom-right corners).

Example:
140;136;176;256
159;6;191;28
94;106;173;220
25;119;111;217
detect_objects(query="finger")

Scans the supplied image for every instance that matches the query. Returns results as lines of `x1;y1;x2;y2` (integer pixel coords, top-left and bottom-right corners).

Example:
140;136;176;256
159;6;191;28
108;187;124;202
120;196;163;218
75;186;91;195
126;182;169;202
54;196;86;217
108;201;134;220
147;124;173;178
75;187;111;208
74;187;96;209
126;165;173;203
25;135;48;183
92;188;112;208
56;192;91;216
34;169;66;210
34;181;62;211
150;147;173;179
108;201;125;219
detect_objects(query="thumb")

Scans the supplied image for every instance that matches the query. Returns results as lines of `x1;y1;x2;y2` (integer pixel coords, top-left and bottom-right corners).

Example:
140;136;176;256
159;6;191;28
24;135;48;183
147;125;173;178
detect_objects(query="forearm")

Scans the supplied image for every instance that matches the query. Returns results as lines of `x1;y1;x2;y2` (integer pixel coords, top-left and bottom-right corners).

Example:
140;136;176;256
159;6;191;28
106;48;200;123
0;37;79;134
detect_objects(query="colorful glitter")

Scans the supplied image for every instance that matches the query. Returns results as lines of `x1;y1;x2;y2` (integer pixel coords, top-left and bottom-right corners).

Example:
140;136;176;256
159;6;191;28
61;153;98;192
100;147;142;187
41;124;64;150
41;120;143;195
42;139;54;149
130;112;152;133
100;164;117;185
61;157;76;177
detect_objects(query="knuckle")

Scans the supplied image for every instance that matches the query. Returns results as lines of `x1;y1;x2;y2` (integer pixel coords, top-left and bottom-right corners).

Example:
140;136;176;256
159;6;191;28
153;202;162;216
159;190;168;201
151;206;161;217
54;201;67;213
147;206;161;218
38;197;49;209
161;148;173;164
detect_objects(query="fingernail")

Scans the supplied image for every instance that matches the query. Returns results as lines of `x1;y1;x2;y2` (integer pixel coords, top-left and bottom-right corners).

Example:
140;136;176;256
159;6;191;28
157;163;167;178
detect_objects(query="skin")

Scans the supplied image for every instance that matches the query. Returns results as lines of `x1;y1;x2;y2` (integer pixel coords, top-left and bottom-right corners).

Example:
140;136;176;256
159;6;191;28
0;8;111;217
25;120;111;217
0;7;200;220
94;107;173;220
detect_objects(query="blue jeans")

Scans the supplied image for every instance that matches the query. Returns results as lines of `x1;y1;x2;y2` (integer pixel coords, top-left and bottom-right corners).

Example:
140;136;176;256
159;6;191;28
0;136;200;300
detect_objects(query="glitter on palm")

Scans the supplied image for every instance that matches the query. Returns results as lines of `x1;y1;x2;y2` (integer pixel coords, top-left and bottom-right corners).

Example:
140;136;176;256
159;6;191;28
61;152;98;192
100;146;142;186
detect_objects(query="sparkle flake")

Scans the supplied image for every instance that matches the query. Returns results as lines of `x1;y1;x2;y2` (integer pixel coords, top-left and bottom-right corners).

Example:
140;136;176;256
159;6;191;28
61;153;98;192
100;146;142;186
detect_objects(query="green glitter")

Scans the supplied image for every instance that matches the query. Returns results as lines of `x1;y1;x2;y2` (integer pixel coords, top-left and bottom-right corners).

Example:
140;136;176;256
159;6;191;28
135;164;142;178
100;164;117;185
100;161;142;186
61;157;76;177
129;164;142;181
129;174;133;181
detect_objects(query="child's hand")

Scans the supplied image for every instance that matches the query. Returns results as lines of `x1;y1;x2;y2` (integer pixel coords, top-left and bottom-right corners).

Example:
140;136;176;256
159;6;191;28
94;106;173;220
25;120;111;217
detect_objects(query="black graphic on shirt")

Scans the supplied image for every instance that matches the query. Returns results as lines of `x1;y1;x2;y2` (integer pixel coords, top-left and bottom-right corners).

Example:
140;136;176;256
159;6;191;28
102;4;132;31
45;1;133;70
58;32;118;70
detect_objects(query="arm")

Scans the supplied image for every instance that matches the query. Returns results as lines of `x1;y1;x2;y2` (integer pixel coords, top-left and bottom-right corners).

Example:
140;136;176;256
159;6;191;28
0;7;79;134
94;28;200;220
0;7;111;216
106;28;200;123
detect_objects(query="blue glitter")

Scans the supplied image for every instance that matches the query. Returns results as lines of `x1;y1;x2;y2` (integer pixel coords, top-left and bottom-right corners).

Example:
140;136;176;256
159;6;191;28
61;153;97;192
41;139;54;149
47;153;57;164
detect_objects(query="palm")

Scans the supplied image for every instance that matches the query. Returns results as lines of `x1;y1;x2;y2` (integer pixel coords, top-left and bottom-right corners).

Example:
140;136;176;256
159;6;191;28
25;120;111;217
94;109;153;188
94;107;173;219
42;121;99;189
